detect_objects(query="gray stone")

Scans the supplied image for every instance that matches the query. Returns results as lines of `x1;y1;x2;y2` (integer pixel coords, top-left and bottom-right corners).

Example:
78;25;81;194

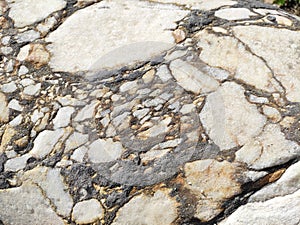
1;81;17;93
196;29;282;93
8;0;66;27
65;132;88;152
87;138;124;163
0;182;64;225
29;129;65;158
71;146;88;163
46;0;188;72
112;190;178;225
233;26;300;102
215;8;257;20
18;65;29;76
8;99;23;111
23;167;74;217
74;100;98;122
23;83;41;96
15;30;40;43
4;154;31;172
53;106;75;129
235;124;300;169
249;161;300;202
150;0;237;10
1;46;13;55
72;199;104;224
199;82;266;150
170;59;219;94
219;189;300;225
0;92;9;123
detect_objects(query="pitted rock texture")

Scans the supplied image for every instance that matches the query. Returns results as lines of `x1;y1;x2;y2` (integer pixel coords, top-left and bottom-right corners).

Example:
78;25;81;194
0;0;300;224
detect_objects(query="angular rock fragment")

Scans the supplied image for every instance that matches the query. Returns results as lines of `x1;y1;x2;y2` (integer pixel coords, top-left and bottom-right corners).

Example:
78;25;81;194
112;190;178;225
236;124;300;169
46;0;188;72
170;59;219;94
199;82;266;150
233;26;300;102
219;189;300;225
72;199;104;224
184;159;243;221
0;182;64;225
8;0;66;27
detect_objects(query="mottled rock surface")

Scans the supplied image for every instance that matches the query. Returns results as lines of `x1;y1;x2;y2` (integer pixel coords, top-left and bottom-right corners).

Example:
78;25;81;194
0;0;299;224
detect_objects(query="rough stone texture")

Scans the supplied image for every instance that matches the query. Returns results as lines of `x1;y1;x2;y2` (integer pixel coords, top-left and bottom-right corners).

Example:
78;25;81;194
199;82;266;150
215;8;257;20
233;26;300;102
196;29;282;93
0;182;64;225
1;1;300;224
29;129;65;158
72;199;103;224
170;59;219;94
87;138;124;163
150;0;237;10
0;92;9;123
53;106;75;129
184;159;243;221
249;161;300;202
8;0;66;27
46;0;188;72
236;124;300;169
112;190;178;225
23;167;74;217
219;189;300;225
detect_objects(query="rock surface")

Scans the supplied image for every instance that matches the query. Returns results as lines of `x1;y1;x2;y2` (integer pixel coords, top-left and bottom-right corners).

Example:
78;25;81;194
0;0;299;224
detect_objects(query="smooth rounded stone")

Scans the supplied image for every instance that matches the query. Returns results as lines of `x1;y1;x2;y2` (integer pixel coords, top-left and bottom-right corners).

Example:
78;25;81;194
72;199;103;224
53;106;75;129
112;190;178;225
1;46;13;55
29;129;65;158
23;167;74;217
219;189;300;225
87;138;124;163
8;0;66;28
1;81;17;93
184;159;243;221
18;66;29;76
195;29;282;93
214;8;257;20
23;83;41;96
15;30;40;44
0;126;16;153
74;100;98;122
17;44;30;61
199;82;266;150
169;59;219;94
262;105;281;123
46;0;188;73
0;182;64;225
0;92;9;123
4;154;31;172
65;132;89;152
8;99;23;111
71;146;88;162
235;124;300;170
249;161;300;202
150;0;237;10
232;26;300;102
